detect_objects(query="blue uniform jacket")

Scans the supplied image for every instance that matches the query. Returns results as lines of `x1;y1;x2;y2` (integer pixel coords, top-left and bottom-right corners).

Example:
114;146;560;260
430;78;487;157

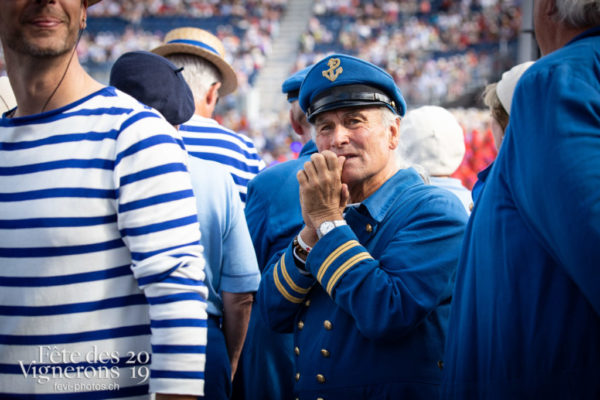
245;140;318;270
257;168;468;399
234;141;318;400
441;27;600;399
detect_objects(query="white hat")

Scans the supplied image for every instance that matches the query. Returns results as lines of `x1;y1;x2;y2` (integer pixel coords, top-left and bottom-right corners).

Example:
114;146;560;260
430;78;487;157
151;27;238;96
496;61;534;115
0;76;17;114
400;105;465;176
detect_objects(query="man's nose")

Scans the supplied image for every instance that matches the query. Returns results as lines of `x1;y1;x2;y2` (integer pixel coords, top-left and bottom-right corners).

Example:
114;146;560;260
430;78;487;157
331;125;350;148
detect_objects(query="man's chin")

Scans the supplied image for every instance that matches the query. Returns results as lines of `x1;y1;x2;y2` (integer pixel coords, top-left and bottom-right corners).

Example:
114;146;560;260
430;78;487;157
9;35;76;58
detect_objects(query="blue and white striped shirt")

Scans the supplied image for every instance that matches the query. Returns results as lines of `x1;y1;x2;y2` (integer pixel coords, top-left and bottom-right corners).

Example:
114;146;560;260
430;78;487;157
0;87;208;399
179;115;265;204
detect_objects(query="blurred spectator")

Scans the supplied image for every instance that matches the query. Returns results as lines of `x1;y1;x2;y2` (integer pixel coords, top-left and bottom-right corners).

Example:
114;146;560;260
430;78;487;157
399;105;473;213
152;27;266;204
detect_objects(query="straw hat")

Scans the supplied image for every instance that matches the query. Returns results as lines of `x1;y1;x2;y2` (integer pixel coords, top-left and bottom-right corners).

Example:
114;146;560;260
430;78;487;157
151;27;238;96
0;76;17;114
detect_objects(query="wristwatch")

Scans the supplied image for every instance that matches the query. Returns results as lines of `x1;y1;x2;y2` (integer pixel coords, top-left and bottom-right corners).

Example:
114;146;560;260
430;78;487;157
317;220;347;239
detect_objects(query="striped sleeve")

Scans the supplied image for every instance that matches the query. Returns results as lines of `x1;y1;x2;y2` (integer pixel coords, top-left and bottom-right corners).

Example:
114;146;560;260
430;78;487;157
115;112;208;396
256;242;316;333
179;116;265;204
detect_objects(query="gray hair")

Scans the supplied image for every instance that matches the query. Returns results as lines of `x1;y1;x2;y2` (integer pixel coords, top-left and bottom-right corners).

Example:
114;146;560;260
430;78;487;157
555;0;600;28
165;53;222;103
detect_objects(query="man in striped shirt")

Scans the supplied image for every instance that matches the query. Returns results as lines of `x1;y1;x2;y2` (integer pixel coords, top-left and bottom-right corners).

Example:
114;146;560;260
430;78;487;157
152;27;265;205
0;1;207;399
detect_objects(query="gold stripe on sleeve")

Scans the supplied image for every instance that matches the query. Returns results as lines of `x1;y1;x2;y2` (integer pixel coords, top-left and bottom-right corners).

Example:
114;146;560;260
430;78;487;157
280;255;310;294
326;252;373;295
274;259;304;303
316;240;360;282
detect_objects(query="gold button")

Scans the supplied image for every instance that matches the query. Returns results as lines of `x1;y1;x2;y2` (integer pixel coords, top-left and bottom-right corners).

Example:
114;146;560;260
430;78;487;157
304;299;311;307
295;372;300;381
323;320;333;330
437;360;444;370
294;346;300;356
469;202;474;211
298;320;304;330
366;223;373;233
320;349;330;358
316;374;326;384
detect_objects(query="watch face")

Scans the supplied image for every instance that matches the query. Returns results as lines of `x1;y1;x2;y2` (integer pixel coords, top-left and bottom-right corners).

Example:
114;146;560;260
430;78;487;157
318;221;335;238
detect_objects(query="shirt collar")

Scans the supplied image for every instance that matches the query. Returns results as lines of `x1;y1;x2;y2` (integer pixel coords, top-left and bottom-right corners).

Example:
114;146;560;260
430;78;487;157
299;140;317;157
566;25;600;47
358;167;424;223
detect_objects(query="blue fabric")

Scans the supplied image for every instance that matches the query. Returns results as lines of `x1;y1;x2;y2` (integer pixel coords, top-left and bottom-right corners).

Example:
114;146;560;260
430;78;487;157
282;66;312;103
187;157;260;316
201;317;232;399
257;168;468;399
470;162;492;204
441;27;600;399
429;176;472;214
233;140;317;400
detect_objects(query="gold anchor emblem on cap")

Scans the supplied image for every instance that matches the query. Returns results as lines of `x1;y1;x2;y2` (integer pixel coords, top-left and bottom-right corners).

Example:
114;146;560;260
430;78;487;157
322;58;343;82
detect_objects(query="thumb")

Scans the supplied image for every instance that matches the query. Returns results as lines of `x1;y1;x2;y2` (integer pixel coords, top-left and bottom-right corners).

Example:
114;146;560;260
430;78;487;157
337;155;346;171
340;183;350;208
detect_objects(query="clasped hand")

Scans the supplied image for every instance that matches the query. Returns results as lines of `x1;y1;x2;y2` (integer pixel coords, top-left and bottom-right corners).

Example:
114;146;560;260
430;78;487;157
297;150;349;234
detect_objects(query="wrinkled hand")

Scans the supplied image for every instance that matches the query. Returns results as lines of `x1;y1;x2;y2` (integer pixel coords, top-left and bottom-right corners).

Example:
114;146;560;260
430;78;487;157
297;151;349;235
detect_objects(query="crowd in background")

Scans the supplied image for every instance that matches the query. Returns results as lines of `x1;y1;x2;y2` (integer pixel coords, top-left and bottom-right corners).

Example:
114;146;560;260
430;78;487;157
87;0;288;22
0;0;511;189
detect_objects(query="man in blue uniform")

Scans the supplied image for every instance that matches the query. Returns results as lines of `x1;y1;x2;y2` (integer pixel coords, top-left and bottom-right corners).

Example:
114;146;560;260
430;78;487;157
256;54;468;399
441;0;600;398
234;66;315;400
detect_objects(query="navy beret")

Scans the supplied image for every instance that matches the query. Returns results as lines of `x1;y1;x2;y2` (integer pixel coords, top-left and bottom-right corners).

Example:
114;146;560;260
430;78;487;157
281;65;312;103
109;51;195;126
299;54;406;122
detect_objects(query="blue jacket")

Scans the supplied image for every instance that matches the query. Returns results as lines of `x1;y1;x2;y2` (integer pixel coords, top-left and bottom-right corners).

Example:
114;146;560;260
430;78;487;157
245;140;318;270
234;141;318;400
257;168;468;399
441;27;600;399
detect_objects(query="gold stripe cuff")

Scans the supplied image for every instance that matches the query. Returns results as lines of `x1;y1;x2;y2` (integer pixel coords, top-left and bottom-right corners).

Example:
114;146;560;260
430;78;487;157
274;259;304;303
326;252;373;295
280;255;310;294
316;240;360;282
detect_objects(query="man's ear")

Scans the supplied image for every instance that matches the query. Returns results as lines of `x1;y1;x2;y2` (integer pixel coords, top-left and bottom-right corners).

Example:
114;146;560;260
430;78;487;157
388;116;400;150
206;82;221;108
290;109;304;136
80;1;88;30
545;0;558;18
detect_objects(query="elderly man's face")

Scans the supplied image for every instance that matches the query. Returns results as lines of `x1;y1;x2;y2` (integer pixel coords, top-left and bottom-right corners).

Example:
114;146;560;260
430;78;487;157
314;106;399;198
0;0;86;58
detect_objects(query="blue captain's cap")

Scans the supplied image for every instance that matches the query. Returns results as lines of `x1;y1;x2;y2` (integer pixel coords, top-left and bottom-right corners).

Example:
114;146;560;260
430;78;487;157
281;65;312;103
299;54;406;122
